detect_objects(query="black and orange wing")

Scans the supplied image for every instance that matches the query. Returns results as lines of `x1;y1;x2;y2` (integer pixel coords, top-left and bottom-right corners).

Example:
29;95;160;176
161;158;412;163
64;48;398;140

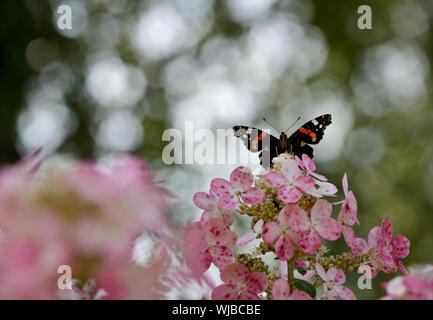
287;114;332;158
233;126;280;167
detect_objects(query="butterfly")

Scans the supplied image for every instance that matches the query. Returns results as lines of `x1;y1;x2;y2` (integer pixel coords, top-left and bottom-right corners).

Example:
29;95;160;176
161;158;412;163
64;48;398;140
233;114;332;168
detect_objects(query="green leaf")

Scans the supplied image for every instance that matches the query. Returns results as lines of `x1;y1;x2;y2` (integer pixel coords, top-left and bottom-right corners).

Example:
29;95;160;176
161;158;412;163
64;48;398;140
294;265;307;275
293;279;316;298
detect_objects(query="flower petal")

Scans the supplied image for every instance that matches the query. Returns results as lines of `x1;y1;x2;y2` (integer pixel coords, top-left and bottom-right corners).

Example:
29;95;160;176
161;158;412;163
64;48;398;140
327;267;346;285
316;181;336;195
338;191;358;226
391;235;410;259
278;186;302;203
310;171;328;182
200;208;234;227
220;263;249;287
236;232;258;246
230;166;253;191
301;154;316;172
294;269;316;281
241;187;264;205
287;205;310;232
395;259;408;275
334;286;356;300
295;175;315;192
272;279;291;300
211;284;238;300
315;263;328;281
253;219;264;233
185;222;212;274
368;226;382;248
275;235;295;261
342;173;349;197
315;218;341;241
381;217;393;245
351;237;368;257
217;194;238;210
245;272;268;294
264;171;286;187
203;219;235;246
238;290;260;300
295;155;307;170
193;192;215;210
210;178;233;197
289;291;312;300
378;240;394;265
382;261;398;274
209;246;235;269
311;199;333;225
298;229;321;254
262;222;282;244
280;158;301;180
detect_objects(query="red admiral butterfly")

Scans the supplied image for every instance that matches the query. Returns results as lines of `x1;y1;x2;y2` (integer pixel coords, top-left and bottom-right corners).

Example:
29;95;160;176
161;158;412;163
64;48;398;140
233;114;332;168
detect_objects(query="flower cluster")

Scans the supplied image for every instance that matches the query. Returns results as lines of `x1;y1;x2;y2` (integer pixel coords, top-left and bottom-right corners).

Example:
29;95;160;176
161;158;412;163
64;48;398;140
381;265;433;300
186;154;412;300
0;154;187;299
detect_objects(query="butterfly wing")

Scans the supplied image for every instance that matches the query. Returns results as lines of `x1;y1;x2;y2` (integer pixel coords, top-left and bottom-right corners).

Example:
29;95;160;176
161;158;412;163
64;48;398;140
233;126;280;167
287;114;332;158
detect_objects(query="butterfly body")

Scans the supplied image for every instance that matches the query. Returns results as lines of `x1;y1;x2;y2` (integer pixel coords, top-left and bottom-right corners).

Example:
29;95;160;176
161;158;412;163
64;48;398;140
233;114;332;168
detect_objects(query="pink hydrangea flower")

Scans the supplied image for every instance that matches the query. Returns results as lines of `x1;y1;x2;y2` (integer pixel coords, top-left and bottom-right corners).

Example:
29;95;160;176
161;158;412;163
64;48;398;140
210;166;264;210
211;263;268;300
265;158;314;203
376;217;410;274
0;155;182;299
193;190;234;227
262;207;298;260
272;278;312;300
315;263;356;300
185;219;237;274
287;200;341;253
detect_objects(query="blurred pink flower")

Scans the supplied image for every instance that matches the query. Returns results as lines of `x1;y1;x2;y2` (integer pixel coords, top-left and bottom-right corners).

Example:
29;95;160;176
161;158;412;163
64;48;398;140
0;155;184;299
265;158;314;203
288;200;341;254
381;265;433;300
211;263;268;300
210;166;264;210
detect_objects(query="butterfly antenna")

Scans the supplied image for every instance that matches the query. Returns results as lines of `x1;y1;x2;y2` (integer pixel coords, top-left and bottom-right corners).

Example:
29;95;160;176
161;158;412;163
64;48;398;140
285;117;301;133
262;118;282;132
